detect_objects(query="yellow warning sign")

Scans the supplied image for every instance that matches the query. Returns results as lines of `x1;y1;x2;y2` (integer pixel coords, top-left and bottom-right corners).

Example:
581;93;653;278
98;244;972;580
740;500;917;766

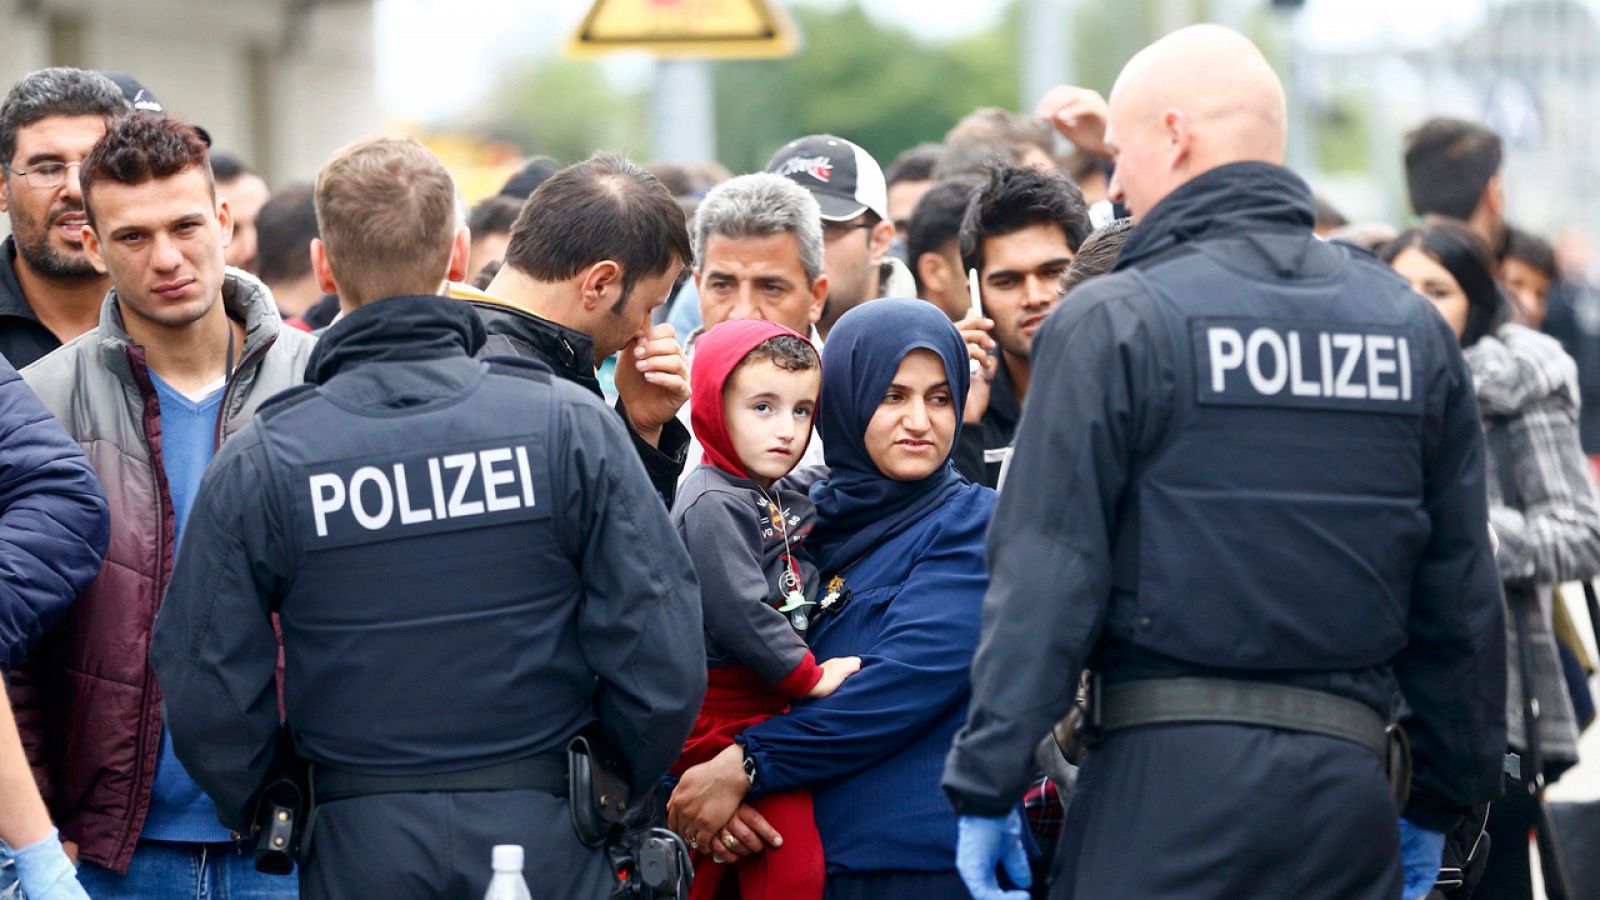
567;0;801;60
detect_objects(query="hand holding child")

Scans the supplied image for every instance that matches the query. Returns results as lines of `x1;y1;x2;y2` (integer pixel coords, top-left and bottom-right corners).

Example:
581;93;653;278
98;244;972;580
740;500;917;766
808;656;863;698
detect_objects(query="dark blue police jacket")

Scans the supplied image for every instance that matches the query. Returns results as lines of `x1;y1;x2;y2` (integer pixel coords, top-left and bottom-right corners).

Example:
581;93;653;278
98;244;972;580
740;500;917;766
944;163;1507;833
0;350;108;670
148;295;705;832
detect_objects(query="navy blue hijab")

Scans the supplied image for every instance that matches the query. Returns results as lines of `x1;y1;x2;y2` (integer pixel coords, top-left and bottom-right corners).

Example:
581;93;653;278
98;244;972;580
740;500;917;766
809;298;970;575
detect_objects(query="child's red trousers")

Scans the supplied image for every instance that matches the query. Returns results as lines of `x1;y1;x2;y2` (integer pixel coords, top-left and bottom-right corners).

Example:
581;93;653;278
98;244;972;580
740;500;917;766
671;666;825;900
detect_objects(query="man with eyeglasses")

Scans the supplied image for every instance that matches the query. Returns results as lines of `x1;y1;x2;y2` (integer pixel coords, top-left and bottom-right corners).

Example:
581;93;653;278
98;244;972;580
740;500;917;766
766;135;916;341
0;68;129;368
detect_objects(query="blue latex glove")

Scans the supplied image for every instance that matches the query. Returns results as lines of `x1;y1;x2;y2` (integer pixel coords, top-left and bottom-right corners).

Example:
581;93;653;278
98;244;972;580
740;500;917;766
1398;817;1445;900
956;810;1032;900
12;829;89;900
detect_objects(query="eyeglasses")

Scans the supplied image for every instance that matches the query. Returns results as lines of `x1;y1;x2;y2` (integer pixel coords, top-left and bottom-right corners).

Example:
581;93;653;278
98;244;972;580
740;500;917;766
822;220;874;242
4;161;83;190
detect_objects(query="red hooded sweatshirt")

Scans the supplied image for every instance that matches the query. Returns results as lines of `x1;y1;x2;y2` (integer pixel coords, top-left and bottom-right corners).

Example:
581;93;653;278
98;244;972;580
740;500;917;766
675;319;825;707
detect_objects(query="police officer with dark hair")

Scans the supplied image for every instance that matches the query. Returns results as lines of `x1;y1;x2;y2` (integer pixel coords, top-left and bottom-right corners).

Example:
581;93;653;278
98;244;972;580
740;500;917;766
945;26;1506;900
149;137;705;900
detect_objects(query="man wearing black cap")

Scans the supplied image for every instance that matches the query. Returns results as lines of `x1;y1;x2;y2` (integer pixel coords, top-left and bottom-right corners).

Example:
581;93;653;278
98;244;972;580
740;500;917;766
0;68;128;367
767;134;915;340
1404;118;1507;259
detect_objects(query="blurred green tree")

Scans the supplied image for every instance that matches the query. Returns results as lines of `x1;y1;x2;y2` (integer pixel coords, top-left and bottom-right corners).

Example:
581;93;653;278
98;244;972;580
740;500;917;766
465;1;1041;171
465;0;1324;177
470;56;650;164
711;1;1021;172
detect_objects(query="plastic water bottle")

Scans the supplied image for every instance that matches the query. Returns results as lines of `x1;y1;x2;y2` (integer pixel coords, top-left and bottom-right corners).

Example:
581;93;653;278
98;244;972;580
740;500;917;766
483;844;533;900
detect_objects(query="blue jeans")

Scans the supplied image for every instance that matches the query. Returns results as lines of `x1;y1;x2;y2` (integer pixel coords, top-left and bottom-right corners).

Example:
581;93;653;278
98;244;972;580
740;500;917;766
76;840;296;900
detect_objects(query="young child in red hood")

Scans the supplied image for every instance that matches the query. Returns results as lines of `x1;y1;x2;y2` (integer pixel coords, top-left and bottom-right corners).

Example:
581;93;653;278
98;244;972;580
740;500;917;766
669;319;859;900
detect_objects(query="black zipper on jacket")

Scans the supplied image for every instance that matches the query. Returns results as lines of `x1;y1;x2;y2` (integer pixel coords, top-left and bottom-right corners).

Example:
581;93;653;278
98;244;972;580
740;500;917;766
212;331;278;450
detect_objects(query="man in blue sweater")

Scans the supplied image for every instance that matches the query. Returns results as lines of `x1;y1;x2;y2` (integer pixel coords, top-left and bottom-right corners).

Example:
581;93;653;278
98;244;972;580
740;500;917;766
17;112;313;895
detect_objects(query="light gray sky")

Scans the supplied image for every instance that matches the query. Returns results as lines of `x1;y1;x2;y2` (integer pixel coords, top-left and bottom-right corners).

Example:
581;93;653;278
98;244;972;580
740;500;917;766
374;0;1484;123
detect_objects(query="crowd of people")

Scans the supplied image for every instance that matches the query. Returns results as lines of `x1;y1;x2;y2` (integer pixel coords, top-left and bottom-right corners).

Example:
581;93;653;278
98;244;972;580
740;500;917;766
0;20;1594;900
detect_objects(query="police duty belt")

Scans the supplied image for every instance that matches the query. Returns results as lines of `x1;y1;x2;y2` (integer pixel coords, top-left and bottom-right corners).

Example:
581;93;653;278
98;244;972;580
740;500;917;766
1093;677;1395;762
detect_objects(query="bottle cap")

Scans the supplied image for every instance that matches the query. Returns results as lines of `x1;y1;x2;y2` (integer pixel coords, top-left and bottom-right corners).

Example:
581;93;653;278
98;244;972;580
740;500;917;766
492;844;524;871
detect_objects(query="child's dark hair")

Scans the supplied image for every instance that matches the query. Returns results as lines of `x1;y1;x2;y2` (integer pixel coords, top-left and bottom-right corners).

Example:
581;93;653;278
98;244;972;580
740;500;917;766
739;335;819;373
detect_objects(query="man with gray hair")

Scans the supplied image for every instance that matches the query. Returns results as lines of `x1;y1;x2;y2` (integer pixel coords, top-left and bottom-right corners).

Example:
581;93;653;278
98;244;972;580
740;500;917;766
693;172;828;341
675;172;830;477
0;68;128;367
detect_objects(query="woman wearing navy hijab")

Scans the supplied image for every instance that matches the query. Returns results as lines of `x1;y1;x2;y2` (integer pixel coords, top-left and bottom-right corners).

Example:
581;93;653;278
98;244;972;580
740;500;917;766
669;299;1001;899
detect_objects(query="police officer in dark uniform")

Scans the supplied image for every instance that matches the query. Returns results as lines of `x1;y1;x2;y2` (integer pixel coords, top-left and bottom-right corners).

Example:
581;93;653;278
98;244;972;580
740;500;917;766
150;137;705;900
943;27;1506;900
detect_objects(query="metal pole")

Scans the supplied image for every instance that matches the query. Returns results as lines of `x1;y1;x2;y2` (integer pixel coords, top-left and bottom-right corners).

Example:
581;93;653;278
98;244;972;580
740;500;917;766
651;59;716;163
1021;0;1073;110
1368;54;1406;224
1281;7;1316;177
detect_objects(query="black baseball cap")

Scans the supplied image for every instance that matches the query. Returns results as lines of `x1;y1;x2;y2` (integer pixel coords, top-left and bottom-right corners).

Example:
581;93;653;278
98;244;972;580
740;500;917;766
100;71;212;146
765;134;889;223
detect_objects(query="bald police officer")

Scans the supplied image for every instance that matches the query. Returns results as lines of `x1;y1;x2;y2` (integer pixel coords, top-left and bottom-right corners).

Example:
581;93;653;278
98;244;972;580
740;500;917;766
943;27;1506;900
150;138;704;899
